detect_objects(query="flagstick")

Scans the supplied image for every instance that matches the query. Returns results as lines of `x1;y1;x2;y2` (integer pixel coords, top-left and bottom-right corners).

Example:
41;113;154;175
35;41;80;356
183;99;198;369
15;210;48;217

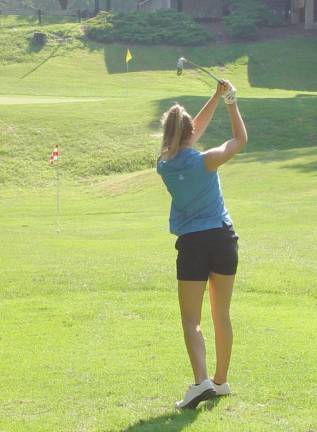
49;144;60;233
126;61;129;97
125;49;132;97
56;159;60;233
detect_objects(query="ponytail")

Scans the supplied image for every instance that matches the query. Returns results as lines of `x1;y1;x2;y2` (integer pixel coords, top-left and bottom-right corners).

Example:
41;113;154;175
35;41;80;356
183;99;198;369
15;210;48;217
159;104;193;161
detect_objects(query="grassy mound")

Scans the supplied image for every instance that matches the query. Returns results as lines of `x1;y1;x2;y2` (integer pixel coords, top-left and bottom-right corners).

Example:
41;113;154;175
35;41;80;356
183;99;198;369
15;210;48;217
0;21;82;65
0;17;316;186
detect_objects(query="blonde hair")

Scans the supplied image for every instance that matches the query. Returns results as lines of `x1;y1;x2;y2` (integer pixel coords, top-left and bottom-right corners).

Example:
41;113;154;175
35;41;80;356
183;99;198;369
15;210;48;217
159;104;194;161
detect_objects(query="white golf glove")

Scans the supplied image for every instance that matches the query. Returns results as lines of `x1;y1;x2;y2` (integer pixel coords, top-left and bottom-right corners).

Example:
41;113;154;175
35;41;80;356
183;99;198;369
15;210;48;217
223;85;237;105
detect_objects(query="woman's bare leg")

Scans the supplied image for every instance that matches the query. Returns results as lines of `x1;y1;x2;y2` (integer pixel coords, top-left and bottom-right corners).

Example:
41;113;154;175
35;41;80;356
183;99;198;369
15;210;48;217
178;280;208;384
208;273;235;384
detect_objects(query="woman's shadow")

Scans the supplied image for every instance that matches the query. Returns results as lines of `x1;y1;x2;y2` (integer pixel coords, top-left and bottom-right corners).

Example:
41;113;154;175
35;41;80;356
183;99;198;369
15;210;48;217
121;398;222;432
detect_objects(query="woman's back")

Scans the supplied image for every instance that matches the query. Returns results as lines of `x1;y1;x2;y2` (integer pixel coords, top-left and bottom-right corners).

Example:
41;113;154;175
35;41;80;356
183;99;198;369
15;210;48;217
157;147;231;236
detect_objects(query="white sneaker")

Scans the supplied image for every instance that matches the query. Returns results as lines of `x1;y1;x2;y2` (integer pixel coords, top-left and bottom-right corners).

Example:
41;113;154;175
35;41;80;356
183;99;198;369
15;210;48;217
175;378;216;409
210;378;231;396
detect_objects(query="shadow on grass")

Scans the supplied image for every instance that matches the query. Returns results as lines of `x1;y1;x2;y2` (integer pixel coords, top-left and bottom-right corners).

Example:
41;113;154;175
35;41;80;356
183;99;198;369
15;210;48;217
27;38;46;54
122;398;221;431
20;44;63;79
280;158;317;174
151;95;317;171
99;37;317;92
226;146;317;177
20;22;82;80
247;37;317;92
100;43;246;75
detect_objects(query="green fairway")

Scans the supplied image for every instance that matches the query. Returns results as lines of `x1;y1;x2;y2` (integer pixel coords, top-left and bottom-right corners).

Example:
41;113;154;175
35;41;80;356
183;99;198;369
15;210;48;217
0;16;317;432
1;154;317;431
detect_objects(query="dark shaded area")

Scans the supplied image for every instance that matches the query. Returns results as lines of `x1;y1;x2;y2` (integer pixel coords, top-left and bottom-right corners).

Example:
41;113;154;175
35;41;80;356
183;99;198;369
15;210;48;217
228;146;317;175
101;36;317;92
122;398;221;431
152;95;317;171
247;37;317;92
101;43;246;74
27;32;47;53
280;158;317;174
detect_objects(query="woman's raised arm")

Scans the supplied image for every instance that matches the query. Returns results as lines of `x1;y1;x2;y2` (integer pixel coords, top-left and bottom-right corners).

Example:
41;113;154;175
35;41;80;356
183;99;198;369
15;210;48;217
203;89;248;171
189;81;229;146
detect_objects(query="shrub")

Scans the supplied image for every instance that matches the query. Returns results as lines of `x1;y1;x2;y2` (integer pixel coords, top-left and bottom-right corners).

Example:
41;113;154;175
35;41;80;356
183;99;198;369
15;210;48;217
265;11;286;27
224;0;283;39
224;14;258;39
84;9;213;46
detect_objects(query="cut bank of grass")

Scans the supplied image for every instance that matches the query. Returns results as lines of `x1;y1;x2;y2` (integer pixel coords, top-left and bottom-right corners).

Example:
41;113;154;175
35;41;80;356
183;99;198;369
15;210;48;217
1;93;316;185
0;17;316;184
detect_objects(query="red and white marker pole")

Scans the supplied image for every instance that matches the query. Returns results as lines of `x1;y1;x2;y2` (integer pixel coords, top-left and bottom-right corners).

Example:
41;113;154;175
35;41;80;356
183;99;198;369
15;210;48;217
49;144;60;233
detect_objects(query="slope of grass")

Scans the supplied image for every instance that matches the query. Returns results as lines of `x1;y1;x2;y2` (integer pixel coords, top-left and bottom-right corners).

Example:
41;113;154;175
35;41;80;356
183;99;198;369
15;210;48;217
0;30;317;184
0;19;83;66
1;93;317;185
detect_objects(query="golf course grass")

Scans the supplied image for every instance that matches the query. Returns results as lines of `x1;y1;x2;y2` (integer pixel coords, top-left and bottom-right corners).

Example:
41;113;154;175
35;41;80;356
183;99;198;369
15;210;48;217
0;16;316;432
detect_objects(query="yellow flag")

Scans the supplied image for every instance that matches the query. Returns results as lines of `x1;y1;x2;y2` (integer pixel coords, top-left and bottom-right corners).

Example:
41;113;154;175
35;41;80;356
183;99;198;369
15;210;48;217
126;48;132;63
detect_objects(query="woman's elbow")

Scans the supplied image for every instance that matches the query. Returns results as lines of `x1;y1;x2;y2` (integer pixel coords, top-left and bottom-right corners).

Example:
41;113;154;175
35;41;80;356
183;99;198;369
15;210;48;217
240;133;248;148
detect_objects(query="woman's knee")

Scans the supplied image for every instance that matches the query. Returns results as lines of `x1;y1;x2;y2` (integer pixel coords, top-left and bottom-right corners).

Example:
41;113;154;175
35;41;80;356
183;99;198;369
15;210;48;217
182;319;201;334
212;312;231;327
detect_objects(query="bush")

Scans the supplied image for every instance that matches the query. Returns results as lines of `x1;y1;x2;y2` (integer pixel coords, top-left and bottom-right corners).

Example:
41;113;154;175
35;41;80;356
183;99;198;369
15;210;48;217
265;11;286;27
84;10;213;46
223;0;282;39
224;14;258;39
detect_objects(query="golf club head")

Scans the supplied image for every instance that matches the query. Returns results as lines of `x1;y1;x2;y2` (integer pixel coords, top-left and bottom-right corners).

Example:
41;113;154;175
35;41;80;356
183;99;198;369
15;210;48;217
177;57;186;76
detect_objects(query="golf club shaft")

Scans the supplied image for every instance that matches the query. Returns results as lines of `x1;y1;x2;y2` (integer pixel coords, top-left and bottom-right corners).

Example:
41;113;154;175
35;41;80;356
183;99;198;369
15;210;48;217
185;59;223;84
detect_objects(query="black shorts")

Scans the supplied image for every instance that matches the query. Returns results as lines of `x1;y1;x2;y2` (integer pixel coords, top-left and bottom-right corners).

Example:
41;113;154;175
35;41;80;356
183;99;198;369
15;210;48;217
175;222;239;281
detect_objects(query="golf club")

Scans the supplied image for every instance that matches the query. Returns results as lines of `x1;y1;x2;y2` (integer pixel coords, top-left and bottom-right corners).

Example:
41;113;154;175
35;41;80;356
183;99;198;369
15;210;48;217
177;57;224;84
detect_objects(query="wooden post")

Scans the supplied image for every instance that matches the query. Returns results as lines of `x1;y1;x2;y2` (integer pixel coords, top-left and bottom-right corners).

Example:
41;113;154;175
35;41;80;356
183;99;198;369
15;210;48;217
94;0;100;15
38;9;42;25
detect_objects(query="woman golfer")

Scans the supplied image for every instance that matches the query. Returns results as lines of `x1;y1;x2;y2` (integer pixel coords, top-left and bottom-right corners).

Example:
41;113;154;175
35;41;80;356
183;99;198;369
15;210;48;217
157;80;247;409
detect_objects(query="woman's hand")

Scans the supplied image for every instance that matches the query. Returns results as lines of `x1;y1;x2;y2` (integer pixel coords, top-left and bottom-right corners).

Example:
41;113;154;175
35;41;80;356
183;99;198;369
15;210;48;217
215;80;233;98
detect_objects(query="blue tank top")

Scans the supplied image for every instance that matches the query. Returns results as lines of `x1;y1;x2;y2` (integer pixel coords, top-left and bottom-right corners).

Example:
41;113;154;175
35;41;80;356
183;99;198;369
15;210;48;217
157;148;232;236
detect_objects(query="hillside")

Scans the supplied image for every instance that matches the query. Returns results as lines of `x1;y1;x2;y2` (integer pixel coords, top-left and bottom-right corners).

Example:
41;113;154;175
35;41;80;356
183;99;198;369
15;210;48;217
0;17;317;185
